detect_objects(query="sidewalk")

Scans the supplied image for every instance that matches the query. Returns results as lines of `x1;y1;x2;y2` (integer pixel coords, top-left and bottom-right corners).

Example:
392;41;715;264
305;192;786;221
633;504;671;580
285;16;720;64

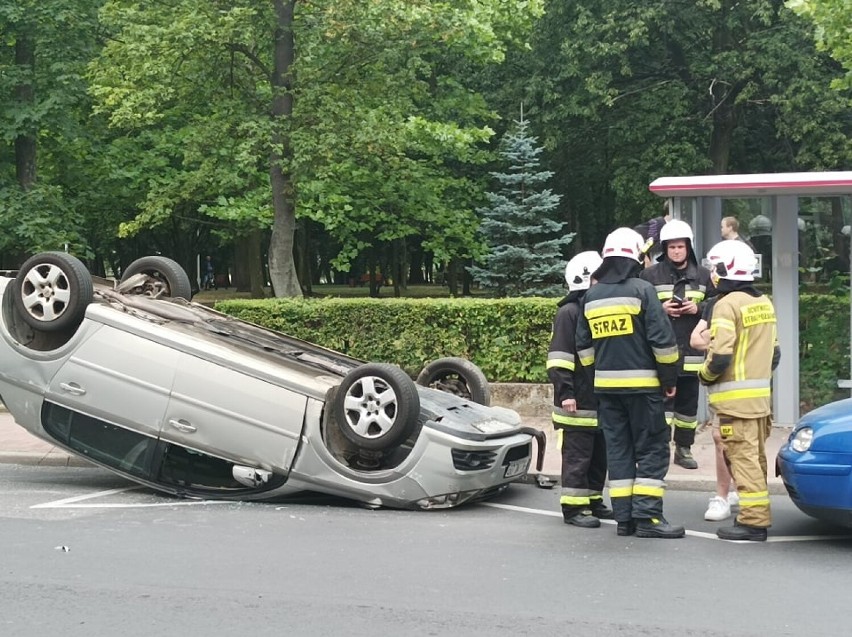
0;407;789;494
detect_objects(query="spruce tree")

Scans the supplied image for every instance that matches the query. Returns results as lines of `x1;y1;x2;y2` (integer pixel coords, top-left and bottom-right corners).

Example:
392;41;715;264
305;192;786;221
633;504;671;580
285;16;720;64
468;117;574;297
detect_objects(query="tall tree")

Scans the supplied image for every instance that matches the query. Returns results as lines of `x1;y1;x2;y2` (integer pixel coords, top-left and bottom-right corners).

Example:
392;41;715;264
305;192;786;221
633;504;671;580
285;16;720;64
468;116;573;297
0;0;103;260
89;0;544;297
510;0;850;250
787;0;852;89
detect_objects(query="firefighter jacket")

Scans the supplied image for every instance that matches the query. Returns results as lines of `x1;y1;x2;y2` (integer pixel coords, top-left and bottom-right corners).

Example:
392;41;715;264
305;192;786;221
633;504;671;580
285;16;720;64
640;258;715;374
547;293;597;428
698;290;780;418
576;277;679;393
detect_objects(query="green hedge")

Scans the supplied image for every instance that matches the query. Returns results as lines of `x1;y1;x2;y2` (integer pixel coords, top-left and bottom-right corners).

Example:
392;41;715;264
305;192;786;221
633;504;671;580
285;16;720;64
215;297;555;382
215;294;850;413
799;294;850;411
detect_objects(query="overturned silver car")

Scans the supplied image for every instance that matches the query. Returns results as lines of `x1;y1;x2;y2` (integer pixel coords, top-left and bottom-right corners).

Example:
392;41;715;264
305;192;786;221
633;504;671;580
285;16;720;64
0;252;541;509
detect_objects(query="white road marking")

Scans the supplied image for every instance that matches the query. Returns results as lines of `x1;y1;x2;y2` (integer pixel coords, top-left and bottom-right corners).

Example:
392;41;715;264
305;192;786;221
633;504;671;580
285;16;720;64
483;502;852;543
31;486;230;509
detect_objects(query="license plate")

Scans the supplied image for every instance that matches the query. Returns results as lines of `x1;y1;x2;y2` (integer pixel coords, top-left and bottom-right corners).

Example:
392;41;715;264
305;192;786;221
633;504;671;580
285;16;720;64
504;458;529;479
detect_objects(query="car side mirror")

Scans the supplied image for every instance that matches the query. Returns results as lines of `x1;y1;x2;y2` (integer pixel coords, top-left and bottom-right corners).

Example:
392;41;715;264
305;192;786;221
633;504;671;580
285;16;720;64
232;466;272;488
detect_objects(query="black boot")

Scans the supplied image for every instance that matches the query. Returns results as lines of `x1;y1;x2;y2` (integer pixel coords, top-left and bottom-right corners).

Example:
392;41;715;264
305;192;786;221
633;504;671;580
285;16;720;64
590;502;614;520
674;446;698;470
717;524;767;542
616;520;636;536
564;511;601;528
635;517;686;539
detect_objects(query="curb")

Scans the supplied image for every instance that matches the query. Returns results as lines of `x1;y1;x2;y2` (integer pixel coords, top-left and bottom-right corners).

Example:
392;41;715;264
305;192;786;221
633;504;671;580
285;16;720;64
0;451;93;468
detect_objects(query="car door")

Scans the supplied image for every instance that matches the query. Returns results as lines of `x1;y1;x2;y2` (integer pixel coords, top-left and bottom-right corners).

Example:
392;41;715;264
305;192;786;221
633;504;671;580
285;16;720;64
161;352;306;476
45;324;179;437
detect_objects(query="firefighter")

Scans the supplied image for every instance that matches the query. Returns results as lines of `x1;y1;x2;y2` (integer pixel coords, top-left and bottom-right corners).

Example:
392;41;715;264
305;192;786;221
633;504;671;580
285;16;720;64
639;219;715;469
576;228;685;539
547;250;612;528
700;240;780;541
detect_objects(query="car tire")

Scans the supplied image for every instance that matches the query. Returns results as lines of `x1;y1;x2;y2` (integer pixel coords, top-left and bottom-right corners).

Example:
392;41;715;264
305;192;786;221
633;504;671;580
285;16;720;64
333;363;421;451
119;256;192;300
415;357;491;406
12;252;94;332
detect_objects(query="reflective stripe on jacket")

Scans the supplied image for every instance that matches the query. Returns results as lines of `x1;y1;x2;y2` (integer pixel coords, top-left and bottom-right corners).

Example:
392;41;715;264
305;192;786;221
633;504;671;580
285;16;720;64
548;296;598;428
639;259;715;374
576;277;679;393
699;292;778;417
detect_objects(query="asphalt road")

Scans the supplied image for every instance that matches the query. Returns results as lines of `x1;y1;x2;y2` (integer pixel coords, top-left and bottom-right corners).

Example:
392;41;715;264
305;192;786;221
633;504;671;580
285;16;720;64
2;464;851;637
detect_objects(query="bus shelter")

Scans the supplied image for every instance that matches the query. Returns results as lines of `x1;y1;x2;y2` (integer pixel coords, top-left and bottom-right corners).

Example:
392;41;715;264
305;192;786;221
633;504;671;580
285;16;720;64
648;171;852;425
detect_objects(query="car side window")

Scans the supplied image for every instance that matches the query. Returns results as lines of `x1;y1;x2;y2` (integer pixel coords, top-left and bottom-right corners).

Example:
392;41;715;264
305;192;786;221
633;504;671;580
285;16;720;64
42;402;157;478
158;444;245;490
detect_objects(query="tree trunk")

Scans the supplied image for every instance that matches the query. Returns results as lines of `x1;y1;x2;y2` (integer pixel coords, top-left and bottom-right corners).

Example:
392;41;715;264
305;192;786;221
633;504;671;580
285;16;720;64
367;251;380;298
295;219;312;295
233;237;250;292
408;245;425;284
446;258;459;296
267;0;302;298
248;228;266;298
708;10;739;175
14;34;36;189
392;239;402;298
462;258;472;296
708;92;736;174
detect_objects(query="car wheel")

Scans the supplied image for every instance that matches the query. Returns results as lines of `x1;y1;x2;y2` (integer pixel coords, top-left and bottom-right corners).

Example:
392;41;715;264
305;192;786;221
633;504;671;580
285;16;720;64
333;363;421;451
415;357;491;406
12;252;93;332
119;256;192;300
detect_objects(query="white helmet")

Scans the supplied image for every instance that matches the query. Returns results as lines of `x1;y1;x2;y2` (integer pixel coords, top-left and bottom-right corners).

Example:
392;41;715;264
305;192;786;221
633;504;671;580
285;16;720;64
565;251;603;291
602;227;646;262
706;240;757;281
659;218;694;244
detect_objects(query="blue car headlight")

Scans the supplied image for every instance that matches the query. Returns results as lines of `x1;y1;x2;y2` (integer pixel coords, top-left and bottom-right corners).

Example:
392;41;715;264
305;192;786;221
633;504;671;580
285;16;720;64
790;427;813;453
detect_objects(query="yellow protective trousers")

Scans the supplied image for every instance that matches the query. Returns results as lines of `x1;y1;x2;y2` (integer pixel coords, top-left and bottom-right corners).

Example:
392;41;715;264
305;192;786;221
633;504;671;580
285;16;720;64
718;414;772;528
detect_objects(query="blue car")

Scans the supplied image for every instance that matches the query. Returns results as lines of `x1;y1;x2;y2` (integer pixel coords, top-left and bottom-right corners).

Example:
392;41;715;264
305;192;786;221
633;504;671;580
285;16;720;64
778;398;852;527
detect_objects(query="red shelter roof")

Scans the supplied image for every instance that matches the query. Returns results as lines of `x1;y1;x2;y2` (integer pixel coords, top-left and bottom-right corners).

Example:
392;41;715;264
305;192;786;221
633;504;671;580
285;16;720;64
649;172;852;197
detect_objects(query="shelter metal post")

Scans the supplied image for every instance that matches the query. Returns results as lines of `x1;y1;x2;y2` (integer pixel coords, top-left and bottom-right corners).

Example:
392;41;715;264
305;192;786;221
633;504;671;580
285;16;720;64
772;195;800;425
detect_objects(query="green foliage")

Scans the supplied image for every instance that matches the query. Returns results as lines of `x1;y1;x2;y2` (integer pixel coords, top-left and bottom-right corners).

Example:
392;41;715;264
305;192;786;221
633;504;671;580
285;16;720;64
88;0;543;282
89;1;274;241
512;0;851;251
216;296;557;381
787;0;852;90
467;118;573;296
0;184;89;255
218;293;852;415
799;294;850;411
0;0;105;259
292;1;543;273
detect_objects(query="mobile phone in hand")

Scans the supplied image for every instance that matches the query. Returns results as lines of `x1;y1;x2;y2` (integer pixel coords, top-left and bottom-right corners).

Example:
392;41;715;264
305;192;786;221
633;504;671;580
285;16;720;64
671;295;684;306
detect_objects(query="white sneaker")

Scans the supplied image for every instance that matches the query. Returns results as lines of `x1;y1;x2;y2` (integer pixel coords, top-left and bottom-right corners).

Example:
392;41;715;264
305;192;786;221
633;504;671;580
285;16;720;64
728;490;739;507
704;495;731;521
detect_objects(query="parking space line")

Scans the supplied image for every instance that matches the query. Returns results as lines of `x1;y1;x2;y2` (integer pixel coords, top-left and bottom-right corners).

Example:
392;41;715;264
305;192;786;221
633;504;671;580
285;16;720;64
483;502;852;543
31;486;231;509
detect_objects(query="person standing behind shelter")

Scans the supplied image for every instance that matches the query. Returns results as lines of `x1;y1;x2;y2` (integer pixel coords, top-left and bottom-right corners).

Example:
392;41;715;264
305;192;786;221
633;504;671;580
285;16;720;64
547;251;613;528
633;201;672;266
699;240;780;541
720;216;755;250
576;228;685;539
640;219;716;470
